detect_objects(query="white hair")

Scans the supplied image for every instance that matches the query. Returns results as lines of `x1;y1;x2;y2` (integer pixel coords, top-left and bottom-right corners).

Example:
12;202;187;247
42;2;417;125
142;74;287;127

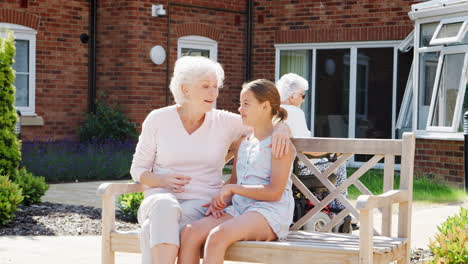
169;56;224;105
276;73;309;102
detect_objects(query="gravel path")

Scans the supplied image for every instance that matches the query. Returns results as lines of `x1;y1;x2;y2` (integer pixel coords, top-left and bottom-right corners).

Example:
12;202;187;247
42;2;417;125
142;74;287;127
0;202;138;236
0;202;434;263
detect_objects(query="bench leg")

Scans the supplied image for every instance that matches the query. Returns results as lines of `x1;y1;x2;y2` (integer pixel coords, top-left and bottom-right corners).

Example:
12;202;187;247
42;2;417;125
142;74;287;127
102;244;115;264
102;195;116;264
396;244;409;264
359;209;373;264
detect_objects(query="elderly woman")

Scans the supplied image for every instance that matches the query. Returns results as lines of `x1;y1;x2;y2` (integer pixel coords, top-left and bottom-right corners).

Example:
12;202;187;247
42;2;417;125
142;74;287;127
276;73;311;138
276;73;347;214
131;56;290;264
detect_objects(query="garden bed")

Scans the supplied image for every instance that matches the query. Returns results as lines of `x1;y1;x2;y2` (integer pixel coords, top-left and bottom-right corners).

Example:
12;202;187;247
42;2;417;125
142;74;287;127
0;202;138;236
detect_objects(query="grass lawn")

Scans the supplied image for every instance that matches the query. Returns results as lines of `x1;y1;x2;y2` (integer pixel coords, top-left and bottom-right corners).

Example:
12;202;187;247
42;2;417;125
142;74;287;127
223;166;468;203
341;168;467;203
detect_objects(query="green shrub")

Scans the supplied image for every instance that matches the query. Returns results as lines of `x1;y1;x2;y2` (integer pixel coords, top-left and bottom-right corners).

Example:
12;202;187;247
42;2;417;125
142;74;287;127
79;94;137;143
0;176;23;226
10;167;49;206
428;207;467;264
116;192;143;223
0;31;21;177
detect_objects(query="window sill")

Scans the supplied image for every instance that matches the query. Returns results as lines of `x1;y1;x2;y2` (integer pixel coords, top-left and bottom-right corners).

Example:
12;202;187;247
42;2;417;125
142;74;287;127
415;130;464;141
21;115;44;126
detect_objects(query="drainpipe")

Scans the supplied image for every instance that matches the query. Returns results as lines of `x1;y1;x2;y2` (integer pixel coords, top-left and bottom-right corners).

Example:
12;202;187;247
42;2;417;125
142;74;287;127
245;0;253;81
165;3;171;106
464;111;468;191
88;0;97;114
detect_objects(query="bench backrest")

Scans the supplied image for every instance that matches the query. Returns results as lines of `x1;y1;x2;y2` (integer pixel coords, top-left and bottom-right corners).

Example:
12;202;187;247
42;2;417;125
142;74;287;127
290;132;415;238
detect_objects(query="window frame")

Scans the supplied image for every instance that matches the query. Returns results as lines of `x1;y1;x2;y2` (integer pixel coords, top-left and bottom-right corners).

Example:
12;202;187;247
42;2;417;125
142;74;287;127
177;35;218;61
0;23;37;116
429;16;468;46
275;41;402;140
396;64;414;130
413;14;468;140
425;46;468;132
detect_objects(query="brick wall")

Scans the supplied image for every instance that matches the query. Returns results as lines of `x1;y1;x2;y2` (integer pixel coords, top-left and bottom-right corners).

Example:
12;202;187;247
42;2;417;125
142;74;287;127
415;139;465;188
251;0;418;81
3;1;422;139
1;0;90;141
96;0;247;129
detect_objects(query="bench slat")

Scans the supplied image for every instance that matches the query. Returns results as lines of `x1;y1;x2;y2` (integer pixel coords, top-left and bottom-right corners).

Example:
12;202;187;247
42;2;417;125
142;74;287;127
291;137;403;155
284;239;397;254
225;242;360;264
109;230;407;256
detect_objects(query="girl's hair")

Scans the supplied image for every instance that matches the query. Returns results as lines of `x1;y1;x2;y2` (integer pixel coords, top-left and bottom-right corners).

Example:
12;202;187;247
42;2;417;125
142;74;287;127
242;79;288;122
169;56;224;105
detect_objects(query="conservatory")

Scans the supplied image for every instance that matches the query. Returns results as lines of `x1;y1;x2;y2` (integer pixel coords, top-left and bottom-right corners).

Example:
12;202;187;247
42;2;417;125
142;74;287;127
398;0;468;188
399;0;468;139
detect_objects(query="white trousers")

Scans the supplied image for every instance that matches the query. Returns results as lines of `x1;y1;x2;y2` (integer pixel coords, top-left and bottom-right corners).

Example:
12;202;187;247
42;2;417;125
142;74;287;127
137;193;208;264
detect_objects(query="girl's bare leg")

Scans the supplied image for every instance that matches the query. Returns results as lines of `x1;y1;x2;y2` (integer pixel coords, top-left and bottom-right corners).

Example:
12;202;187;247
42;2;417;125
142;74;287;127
178;214;233;264
203;212;277;264
151;244;178;264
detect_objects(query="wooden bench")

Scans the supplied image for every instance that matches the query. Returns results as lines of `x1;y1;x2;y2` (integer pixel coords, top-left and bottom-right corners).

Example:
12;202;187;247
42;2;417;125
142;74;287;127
97;133;415;264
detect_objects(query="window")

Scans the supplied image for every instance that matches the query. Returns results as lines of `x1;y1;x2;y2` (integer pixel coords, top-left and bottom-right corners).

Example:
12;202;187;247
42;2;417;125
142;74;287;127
316;49;350;138
279;50;312;128
418;51;440;129
275;42;412;141
430;16;468;45
396;65;414;137
426;50;467;131
177;35;217;61
0;23;36;115
412;16;468;137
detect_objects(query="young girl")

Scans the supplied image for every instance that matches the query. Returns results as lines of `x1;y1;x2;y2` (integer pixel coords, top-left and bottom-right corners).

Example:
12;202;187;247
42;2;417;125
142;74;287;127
177;79;296;264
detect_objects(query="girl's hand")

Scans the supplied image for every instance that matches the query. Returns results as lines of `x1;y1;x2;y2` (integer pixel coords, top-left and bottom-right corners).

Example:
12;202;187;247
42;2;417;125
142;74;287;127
272;122;291;158
161;174;191;193
203;203;226;218
212;184;235;209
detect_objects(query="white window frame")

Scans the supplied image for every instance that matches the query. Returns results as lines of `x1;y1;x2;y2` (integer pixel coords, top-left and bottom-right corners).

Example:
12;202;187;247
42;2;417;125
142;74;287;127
425;47;468;132
396;64;414;130
0;23;36;116
275;41;401;140
429;16;468;45
177;35;217;61
413;13;468;140
275;41;403;169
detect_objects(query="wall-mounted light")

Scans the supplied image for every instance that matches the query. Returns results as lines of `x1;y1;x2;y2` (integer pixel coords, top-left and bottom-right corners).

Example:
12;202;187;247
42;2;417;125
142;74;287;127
152;4;166;17
80;33;90;44
150;45;166;65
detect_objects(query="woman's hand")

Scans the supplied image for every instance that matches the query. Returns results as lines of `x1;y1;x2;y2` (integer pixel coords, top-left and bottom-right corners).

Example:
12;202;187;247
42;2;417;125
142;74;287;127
212;184;235;209
161;174;191;193
272;122;291;158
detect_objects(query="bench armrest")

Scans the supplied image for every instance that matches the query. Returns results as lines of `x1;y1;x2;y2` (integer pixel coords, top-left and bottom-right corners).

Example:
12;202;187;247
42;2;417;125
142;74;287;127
97;182;146;196
356;190;410;210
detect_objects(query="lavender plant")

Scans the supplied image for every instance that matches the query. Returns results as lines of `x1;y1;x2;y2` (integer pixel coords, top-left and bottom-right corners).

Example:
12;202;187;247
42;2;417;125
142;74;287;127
21;139;135;183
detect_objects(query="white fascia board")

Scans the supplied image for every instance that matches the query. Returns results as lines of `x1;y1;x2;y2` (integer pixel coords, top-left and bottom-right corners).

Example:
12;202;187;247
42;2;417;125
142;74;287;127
275;41;401;50
409;1;468;20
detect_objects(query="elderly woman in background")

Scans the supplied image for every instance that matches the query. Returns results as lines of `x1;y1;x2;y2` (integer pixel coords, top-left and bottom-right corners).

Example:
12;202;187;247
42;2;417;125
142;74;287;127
276;73;347;213
131;56;291;264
